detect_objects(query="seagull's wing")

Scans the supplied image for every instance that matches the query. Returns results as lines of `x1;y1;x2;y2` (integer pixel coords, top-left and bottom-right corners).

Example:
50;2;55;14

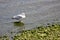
12;16;22;20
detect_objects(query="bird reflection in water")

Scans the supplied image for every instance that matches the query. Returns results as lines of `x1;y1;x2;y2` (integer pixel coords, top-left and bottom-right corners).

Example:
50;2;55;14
13;21;24;27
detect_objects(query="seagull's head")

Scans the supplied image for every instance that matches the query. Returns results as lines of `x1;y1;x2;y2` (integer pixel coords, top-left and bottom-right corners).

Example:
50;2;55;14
20;12;26;18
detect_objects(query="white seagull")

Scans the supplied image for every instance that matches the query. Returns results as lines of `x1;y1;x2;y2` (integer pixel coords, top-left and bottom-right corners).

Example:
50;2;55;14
12;13;26;22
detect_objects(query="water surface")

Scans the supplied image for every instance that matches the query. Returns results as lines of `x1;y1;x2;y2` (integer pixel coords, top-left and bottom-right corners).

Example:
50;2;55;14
0;0;60;37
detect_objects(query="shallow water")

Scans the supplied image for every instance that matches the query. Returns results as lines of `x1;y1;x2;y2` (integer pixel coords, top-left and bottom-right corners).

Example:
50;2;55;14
0;0;60;38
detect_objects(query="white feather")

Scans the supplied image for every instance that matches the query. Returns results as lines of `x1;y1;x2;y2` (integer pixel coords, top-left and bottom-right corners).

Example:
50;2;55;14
12;12;26;20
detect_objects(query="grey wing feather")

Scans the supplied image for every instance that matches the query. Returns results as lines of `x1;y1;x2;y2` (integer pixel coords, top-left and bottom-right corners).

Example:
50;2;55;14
12;16;22;20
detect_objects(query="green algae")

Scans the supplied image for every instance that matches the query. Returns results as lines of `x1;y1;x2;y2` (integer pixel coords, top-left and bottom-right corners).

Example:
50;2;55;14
0;22;60;40
13;23;60;40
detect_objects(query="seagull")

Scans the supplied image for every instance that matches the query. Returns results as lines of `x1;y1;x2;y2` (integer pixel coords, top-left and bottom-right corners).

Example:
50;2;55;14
12;13;26;22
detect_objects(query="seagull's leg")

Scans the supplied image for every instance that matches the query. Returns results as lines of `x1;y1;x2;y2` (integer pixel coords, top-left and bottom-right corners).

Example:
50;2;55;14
19;19;24;22
19;20;23;22
18;19;22;22
18;20;21;22
21;21;24;22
